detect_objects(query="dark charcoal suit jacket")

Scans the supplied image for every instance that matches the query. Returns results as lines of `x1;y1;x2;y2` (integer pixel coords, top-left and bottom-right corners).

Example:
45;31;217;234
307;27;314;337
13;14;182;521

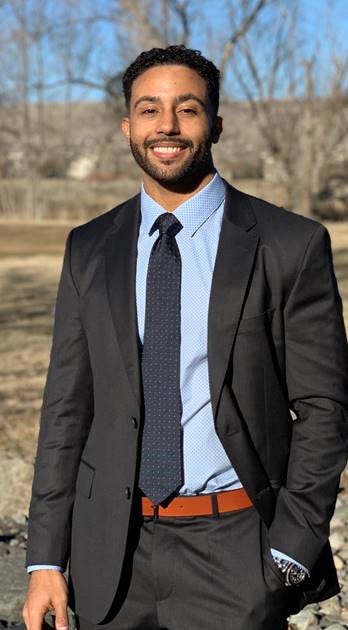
26;181;348;624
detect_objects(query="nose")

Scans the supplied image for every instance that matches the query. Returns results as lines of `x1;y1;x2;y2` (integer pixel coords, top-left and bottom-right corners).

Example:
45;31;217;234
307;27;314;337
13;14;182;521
156;108;180;135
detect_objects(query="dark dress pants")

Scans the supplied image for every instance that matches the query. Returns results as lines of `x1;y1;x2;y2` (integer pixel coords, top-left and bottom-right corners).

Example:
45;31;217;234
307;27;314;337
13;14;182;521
75;506;299;630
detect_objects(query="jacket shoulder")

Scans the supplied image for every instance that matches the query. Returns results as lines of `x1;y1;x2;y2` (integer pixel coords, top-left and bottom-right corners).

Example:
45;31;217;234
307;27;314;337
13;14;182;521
64;193;140;288
230;184;326;255
242;188;322;238
226;184;329;298
72;193;140;243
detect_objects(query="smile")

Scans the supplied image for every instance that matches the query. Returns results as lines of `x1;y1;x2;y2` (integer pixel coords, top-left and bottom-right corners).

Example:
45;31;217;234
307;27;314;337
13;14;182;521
150;145;187;159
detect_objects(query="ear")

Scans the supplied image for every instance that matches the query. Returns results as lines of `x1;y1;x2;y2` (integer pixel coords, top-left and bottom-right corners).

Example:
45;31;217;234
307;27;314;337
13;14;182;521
121;117;130;144
212;115;223;144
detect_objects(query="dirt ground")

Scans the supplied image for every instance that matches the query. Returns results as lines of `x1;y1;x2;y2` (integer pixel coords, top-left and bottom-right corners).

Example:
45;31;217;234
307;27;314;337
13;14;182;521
0;218;347;517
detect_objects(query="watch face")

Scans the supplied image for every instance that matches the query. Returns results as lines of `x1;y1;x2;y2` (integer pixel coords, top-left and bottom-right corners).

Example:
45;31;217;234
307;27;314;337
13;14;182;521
288;564;306;585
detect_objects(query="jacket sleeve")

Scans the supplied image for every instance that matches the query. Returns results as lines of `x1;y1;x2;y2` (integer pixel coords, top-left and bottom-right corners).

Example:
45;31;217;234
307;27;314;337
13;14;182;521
269;224;348;571
26;229;94;571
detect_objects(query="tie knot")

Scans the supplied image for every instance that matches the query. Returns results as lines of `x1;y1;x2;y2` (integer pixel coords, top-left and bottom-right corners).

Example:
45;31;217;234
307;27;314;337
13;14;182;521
150;213;183;238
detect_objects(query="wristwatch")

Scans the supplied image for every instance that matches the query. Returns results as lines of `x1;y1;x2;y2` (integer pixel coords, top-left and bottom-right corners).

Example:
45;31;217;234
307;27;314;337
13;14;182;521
272;557;308;586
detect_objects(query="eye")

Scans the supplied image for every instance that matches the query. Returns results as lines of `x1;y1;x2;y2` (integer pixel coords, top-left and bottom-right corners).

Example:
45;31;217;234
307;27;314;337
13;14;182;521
141;108;158;115
179;108;197;115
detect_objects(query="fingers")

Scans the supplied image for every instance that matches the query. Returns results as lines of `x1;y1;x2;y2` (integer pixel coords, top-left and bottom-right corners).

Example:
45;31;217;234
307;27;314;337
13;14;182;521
53;600;69;630
22;600;30;630
22;570;69;630
23;598;69;630
23;601;47;630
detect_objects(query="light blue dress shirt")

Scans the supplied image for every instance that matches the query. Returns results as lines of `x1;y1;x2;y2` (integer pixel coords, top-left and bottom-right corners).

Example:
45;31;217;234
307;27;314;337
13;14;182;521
27;172;308;575
137;172;240;495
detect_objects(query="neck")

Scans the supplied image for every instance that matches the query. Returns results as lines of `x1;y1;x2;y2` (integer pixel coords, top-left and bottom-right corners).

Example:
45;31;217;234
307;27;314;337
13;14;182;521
142;169;216;212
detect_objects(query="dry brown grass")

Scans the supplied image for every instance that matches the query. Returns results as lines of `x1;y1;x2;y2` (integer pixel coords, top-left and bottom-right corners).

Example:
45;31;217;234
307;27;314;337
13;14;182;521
0;177;140;221
0;176;288;222
0;218;347;516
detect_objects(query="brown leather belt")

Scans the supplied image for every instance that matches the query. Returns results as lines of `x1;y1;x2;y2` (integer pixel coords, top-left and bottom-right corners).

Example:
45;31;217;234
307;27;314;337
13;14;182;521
141;488;253;517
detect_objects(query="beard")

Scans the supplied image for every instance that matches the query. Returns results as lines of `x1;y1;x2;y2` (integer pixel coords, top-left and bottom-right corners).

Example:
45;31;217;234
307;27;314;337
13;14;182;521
129;133;214;186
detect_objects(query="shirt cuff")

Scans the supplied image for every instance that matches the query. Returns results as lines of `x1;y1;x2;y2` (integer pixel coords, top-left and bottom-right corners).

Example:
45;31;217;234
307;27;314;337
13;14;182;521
271;548;310;576
27;564;63;573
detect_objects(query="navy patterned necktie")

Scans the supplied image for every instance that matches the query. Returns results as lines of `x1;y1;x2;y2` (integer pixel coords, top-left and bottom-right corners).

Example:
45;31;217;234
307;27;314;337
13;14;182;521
139;212;183;505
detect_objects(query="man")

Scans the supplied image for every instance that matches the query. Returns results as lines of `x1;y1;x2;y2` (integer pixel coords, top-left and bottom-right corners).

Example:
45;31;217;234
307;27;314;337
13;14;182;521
23;46;348;630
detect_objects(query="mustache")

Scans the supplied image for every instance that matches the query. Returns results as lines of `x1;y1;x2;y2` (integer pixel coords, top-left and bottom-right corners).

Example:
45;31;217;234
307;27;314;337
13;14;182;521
143;138;194;149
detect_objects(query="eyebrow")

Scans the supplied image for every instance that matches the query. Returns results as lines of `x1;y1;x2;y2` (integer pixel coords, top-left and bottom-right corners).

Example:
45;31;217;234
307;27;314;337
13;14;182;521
133;93;207;110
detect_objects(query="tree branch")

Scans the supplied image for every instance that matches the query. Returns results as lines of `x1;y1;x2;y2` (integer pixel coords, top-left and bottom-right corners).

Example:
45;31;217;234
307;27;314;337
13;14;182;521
220;0;269;77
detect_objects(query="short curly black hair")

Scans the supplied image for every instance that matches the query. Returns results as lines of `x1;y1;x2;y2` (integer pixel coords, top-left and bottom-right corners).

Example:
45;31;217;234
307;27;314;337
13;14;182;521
122;45;220;116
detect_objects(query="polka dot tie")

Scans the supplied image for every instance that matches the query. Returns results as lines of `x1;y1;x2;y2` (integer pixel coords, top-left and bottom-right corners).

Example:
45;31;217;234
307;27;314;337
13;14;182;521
139;212;183;505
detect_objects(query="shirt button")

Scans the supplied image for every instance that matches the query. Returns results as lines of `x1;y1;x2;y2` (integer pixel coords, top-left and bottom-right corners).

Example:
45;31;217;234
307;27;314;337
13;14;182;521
131;416;138;428
125;487;131;499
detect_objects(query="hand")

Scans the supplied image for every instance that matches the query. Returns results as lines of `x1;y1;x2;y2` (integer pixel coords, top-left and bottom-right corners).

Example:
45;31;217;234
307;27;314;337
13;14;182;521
22;570;69;630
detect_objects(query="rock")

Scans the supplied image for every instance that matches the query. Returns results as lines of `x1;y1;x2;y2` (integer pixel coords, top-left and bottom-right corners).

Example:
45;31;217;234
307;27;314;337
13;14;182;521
0;546;27;622
334;555;345;570
334;504;348;520
338;546;348;561
0;456;33;519
318;596;342;618
0;545;7;558
288;608;319;628
330;516;344;529
12;516;27;526
339;607;348;622
330;532;345;552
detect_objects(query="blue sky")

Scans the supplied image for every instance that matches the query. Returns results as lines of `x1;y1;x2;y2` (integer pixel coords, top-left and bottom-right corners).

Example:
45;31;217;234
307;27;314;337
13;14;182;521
81;0;348;101
2;0;347;102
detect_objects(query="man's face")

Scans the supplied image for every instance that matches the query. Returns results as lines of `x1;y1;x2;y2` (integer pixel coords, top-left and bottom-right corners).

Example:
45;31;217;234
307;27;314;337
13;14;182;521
122;64;221;186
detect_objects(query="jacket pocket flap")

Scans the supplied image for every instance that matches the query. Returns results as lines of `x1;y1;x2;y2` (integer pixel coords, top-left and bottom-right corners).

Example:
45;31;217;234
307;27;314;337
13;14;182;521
75;459;95;499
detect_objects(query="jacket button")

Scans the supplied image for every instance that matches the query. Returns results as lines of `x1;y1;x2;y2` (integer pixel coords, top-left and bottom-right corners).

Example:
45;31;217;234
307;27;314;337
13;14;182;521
131;416;138;428
125;487;131;499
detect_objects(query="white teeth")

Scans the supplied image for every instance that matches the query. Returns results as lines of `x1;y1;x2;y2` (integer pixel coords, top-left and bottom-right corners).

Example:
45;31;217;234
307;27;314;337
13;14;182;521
152;146;183;153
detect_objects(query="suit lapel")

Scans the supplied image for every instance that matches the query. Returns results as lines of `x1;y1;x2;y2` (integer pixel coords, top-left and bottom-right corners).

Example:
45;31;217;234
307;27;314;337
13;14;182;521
208;182;259;419
104;195;142;410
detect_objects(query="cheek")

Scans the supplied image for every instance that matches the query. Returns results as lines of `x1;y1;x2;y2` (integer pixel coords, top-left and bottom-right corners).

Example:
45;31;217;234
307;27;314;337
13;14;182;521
181;120;211;140
129;123;153;145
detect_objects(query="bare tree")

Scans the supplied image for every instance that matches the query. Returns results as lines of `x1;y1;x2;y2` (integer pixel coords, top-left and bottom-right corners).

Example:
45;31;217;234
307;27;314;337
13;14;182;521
102;0;271;116
1;0;273;118
225;0;348;216
219;0;270;79
116;0;190;56
1;0;53;175
9;0;33;171
48;0;100;173
2;0;346;222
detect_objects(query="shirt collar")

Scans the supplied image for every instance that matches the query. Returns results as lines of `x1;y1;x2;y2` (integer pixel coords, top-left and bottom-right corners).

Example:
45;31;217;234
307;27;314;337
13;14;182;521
140;171;225;237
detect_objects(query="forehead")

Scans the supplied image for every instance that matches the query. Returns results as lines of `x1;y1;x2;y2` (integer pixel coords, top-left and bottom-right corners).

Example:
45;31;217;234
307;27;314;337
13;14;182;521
130;64;208;103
